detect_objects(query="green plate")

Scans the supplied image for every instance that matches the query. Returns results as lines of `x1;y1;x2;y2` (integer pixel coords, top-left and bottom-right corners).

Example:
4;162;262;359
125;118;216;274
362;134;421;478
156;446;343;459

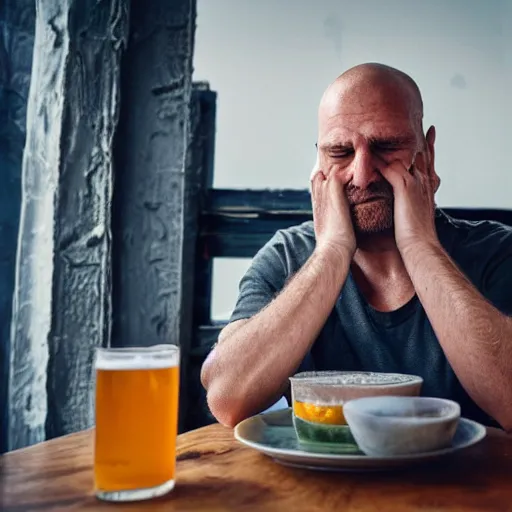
234;408;486;471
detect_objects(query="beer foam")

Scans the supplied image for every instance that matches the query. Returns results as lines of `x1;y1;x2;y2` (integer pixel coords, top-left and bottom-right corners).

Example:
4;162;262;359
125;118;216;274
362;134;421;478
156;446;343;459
95;345;179;370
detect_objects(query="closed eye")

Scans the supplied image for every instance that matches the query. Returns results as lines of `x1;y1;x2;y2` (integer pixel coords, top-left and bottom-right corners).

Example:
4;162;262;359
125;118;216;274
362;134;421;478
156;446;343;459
329;148;354;158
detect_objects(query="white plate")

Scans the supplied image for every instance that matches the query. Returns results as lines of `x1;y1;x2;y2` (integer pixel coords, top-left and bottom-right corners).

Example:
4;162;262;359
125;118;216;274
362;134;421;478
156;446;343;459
234;408;486;471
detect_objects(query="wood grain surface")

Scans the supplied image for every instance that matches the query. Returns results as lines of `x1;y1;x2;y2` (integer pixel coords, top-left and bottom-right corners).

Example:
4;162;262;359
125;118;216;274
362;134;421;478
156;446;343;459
1;424;511;511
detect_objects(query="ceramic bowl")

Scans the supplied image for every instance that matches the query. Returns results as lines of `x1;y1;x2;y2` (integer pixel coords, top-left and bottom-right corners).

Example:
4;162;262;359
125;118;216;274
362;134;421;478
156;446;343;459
343;396;461;456
288;371;423;453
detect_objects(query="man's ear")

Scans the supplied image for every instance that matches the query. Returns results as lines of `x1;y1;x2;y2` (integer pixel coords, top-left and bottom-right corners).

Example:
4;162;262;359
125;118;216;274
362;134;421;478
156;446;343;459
309;146;321;192
426;125;440;193
426;125;436;156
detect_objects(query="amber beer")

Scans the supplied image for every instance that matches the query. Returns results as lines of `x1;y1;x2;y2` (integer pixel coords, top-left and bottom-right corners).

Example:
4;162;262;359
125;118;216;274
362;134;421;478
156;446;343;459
94;345;180;502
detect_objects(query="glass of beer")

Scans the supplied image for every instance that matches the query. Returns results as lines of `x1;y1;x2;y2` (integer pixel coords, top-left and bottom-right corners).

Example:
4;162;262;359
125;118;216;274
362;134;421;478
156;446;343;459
94;344;180;502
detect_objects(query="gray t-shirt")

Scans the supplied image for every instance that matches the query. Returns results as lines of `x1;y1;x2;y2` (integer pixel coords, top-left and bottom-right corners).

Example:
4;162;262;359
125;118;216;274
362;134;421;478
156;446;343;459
229;209;512;427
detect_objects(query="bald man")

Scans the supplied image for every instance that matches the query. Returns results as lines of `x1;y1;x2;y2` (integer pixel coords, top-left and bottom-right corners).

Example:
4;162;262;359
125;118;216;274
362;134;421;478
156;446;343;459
201;63;512;431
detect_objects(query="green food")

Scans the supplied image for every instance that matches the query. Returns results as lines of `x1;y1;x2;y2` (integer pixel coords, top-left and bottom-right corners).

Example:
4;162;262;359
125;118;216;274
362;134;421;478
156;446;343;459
293;415;363;454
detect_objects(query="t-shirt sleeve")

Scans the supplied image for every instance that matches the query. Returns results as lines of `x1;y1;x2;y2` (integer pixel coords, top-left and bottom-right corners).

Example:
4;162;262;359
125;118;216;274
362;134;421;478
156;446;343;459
480;228;512;316
229;233;289;324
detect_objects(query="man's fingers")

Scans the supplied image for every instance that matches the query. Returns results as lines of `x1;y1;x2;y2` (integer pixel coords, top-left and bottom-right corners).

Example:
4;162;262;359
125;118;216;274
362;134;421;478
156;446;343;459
310;169;326;197
330;168;348;191
379;159;411;190
411;152;437;194
312;169;326;183
412;151;429;176
417;152;441;192
412;151;437;185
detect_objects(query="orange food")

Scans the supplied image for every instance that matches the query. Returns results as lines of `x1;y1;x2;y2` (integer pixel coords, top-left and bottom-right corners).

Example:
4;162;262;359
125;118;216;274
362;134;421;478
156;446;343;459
293;400;346;425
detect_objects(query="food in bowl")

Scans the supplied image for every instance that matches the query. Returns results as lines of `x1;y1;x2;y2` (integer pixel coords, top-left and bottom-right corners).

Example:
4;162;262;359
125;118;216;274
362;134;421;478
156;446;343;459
289;371;423;453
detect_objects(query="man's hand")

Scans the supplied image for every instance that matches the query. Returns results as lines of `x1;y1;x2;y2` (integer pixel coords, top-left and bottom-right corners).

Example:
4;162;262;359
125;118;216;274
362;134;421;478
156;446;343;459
380;152;441;255
310;156;356;258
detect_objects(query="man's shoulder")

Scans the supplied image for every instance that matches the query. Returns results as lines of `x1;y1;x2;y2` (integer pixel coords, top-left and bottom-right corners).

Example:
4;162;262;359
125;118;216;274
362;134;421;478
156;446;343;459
439;209;512;314
438;209;512;282
439;209;512;251
257;220;316;271
273;220;316;244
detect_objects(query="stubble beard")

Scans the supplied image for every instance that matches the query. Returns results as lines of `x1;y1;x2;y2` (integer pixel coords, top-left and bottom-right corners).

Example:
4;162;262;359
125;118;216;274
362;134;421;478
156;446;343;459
350;198;394;235
346;179;395;236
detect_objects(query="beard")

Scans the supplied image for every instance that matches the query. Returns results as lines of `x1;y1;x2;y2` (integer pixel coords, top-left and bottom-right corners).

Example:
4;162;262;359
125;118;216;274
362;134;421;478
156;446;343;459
346;180;394;235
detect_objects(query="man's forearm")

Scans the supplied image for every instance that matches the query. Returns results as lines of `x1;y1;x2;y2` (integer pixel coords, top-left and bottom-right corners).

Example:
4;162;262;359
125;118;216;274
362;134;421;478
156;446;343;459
202;246;351;426
403;241;512;430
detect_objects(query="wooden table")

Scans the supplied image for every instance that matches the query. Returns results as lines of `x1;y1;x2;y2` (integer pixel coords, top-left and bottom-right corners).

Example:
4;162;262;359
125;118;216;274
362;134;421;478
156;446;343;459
1;424;511;512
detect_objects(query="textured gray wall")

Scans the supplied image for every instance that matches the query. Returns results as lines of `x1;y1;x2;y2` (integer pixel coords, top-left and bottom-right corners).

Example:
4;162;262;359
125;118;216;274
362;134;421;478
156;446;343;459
112;0;196;348
6;0;197;450
0;0;35;453
112;0;197;431
8;0;129;450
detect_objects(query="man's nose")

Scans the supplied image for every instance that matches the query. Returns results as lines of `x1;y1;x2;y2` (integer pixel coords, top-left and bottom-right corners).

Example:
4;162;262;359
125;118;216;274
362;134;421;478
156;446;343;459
348;150;381;189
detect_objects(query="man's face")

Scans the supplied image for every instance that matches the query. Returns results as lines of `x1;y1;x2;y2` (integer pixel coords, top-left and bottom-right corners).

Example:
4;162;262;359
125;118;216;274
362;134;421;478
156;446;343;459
318;84;426;236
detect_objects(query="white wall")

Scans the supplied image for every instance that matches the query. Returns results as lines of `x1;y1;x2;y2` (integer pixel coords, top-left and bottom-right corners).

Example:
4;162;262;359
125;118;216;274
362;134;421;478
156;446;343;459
193;0;512;319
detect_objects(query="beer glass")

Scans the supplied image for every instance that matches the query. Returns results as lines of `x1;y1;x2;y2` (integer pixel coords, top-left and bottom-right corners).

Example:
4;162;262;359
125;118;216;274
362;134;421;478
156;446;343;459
93;344;180;501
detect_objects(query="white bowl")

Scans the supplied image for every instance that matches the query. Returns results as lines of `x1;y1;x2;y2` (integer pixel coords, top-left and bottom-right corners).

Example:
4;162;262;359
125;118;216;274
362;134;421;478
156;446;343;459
343;396;461;456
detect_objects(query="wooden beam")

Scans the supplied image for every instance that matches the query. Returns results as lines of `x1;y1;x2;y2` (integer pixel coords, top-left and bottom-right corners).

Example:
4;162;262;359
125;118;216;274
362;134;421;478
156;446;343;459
201;189;311;258
200;213;311;258
110;0;197;432
180;83;216;431
0;0;36;454
205;188;312;215
191;85;217;326
200;189;312;258
8;0;129;450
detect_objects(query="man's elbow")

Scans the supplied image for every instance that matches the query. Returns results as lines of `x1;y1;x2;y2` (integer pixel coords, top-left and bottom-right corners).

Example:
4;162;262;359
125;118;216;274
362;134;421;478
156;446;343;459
200;352;214;391
200;357;247;427
205;384;249;428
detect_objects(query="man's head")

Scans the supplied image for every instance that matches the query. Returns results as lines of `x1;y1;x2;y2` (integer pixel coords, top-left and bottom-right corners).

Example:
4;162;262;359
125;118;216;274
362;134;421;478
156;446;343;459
317;63;438;236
